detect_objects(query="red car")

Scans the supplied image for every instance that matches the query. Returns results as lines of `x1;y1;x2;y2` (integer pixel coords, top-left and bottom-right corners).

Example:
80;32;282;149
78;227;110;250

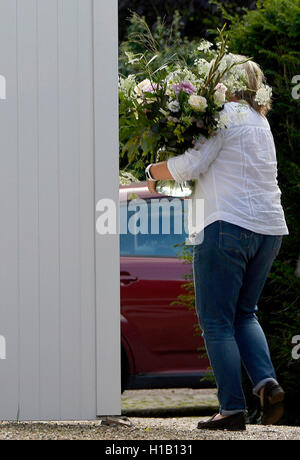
120;182;210;391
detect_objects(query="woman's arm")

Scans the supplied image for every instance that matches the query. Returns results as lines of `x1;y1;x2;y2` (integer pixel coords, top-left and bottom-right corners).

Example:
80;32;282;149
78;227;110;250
146;130;225;193
149;161;174;180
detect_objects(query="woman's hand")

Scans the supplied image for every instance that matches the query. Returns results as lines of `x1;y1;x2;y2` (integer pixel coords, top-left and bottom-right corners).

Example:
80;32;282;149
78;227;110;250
145;162;174;194
146;177;158;194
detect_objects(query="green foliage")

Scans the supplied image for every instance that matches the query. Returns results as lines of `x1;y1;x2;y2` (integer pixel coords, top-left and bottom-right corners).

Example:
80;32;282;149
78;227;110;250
119;11;200;79
118;1;257;43
119;11;200;173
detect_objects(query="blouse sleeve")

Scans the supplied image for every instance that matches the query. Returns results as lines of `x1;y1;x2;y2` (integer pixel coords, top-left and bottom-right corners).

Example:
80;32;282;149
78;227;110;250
166;130;225;184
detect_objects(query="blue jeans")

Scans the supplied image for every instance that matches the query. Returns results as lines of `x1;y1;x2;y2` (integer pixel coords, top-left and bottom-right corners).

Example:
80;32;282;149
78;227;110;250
192;220;283;415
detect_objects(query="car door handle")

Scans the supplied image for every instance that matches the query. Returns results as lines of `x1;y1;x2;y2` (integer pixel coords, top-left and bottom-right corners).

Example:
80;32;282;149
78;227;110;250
120;273;138;286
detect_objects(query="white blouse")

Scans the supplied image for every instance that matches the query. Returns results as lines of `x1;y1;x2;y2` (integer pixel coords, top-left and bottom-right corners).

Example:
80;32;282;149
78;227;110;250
166;101;289;244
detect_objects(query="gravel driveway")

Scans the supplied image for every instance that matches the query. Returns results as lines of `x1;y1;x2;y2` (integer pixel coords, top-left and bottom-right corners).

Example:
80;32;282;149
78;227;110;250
0;388;298;440
0;418;299;440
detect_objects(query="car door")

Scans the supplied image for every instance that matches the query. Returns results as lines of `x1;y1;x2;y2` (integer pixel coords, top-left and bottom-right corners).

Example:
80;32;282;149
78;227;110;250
120;195;208;376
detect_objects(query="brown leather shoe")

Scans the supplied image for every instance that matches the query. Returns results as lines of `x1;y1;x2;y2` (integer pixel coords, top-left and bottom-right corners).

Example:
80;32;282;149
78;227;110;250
197;412;246;431
261;381;285;425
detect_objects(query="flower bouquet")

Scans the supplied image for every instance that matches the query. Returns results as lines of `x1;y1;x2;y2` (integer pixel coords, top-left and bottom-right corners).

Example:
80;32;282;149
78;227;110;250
119;23;269;197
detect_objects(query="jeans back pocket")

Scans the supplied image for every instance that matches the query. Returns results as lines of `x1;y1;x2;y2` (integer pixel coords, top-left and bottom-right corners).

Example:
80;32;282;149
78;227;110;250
219;220;253;252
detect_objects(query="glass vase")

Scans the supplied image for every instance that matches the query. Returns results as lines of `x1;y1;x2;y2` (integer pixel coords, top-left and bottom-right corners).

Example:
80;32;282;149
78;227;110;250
154;146;195;198
155;179;195;198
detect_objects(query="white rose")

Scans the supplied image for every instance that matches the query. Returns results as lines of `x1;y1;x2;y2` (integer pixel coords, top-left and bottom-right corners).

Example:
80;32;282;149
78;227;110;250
134;78;152;97
214;83;227;106
134;79;156;104
188;95;207;112
215;82;227;94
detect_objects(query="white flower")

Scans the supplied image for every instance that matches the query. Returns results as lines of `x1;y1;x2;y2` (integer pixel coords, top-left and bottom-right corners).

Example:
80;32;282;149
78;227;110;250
215;82;227;94
168;100;181;112
216;41;229;52
134;78;152;97
165;67;199;86
134;79;157;104
188;95;207;112
214;83;227;106
255;84;272;106
216;54;248;93
197;40;213;53
165;86;173;96
118;74;136;99
194;58;211;77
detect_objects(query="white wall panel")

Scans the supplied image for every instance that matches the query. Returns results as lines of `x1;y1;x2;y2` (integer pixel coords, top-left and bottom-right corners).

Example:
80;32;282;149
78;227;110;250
0;0;19;420
37;0;61;420
93;0;121;416
0;0;120;420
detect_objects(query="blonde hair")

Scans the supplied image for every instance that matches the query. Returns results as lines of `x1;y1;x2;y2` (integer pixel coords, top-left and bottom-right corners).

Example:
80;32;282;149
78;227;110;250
232;54;271;116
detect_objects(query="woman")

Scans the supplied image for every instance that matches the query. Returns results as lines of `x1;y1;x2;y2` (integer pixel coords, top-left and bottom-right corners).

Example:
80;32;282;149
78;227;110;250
145;57;288;431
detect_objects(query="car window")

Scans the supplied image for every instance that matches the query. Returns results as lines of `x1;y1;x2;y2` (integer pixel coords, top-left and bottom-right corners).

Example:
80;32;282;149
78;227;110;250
120;197;188;257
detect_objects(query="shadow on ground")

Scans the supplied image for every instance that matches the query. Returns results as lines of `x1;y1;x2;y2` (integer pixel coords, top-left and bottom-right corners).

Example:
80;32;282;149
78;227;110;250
122;405;217;417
